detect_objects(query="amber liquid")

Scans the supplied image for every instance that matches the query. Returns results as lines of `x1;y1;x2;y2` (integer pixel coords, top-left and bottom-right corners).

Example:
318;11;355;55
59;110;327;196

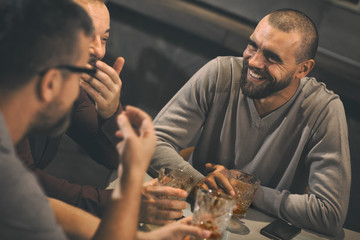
233;207;246;215
198;221;221;240
232;181;253;216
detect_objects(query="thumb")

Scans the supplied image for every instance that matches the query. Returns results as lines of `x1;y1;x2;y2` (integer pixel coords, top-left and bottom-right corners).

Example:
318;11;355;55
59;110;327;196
117;112;136;139
177;225;211;239
113;57;125;75
143;178;158;187
205;163;216;171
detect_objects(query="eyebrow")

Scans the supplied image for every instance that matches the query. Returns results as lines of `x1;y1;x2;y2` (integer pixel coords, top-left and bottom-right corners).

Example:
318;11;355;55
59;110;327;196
263;49;283;64
247;38;283;64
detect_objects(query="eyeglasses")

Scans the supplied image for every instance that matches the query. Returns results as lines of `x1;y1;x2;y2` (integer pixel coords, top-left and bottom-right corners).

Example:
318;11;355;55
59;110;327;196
39;65;97;77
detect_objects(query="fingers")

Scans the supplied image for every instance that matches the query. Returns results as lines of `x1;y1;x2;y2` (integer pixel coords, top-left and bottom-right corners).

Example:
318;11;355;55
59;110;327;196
205;163;228;175
141;190;187;211
140;199;184;225
143;178;159;187
204;175;234;196
144;185;188;199
145;218;175;226
123;106;152;128
82;64;120;99
115;130;123;139
96;60;122;86
116;112;136;140
214;173;235;196
205;163;216;171
149;207;183;220
152;198;187;211
80;59;123;118
173;224;211;239
123;106;155;141
116;106;153;137
113;57;125;75
199;164;236;196
178;215;193;224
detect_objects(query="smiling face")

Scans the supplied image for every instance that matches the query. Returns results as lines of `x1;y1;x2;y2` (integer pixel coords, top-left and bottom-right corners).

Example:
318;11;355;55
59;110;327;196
241;16;303;100
88;1;110;61
76;0;110;63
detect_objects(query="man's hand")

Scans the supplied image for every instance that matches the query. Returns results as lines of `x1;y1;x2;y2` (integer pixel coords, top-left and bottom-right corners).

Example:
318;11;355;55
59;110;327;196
196;163;235;196
115;106;156;175
80;57;124;119
136;216;211;240
139;179;188;225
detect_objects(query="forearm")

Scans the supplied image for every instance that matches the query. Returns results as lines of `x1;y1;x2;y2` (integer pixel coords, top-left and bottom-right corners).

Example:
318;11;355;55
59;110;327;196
36;169;112;217
49;198;100;240
253;184;349;236
92;169;144;240
67;88;118;169
100;103;123;146
151;144;204;184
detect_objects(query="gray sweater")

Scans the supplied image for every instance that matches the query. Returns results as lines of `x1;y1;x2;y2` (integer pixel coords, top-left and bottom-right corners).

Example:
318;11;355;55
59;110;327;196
151;56;351;236
0;112;66;240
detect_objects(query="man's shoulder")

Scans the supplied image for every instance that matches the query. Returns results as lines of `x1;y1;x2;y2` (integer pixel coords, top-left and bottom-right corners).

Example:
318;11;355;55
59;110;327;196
299;77;343;112
214;56;243;67
202;56;243;94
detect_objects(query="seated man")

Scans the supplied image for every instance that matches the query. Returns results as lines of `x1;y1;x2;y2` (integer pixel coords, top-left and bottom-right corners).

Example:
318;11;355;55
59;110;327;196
16;0;187;225
150;8;351;236
0;0;209;239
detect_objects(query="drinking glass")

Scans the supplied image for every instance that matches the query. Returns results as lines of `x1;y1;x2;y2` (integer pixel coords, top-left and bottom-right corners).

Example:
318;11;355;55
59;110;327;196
192;189;236;240
158;167;195;196
227;169;260;234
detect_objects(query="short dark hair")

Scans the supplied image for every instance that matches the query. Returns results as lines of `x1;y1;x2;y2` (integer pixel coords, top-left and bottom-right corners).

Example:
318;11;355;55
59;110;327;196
268;9;318;62
0;0;94;90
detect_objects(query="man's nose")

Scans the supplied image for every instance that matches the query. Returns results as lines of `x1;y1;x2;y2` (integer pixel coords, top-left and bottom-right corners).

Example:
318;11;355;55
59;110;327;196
89;37;105;60
248;51;265;69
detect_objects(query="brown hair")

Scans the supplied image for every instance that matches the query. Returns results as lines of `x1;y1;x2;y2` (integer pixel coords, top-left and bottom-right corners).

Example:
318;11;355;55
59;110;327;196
268;9;318;62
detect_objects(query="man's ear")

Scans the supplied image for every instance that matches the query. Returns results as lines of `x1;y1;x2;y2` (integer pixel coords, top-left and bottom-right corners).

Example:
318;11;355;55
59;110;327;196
295;59;315;79
37;69;62;102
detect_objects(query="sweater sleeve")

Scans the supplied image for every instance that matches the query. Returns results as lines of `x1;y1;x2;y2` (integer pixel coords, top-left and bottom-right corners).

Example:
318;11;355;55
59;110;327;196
34;168;113;217
16;136;113;217
66;87;120;170
253;99;351;236
151;58;221;183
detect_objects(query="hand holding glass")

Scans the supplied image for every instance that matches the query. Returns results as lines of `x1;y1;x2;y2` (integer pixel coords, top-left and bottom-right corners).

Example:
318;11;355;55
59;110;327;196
192;189;235;240
227;170;260;233
158;167;195;196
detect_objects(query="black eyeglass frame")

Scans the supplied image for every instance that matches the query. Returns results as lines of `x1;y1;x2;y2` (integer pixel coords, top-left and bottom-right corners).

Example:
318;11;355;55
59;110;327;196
39;65;97;77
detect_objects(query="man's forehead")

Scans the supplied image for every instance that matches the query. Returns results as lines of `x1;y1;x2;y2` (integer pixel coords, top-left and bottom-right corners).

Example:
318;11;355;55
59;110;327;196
251;17;301;56
87;2;110;31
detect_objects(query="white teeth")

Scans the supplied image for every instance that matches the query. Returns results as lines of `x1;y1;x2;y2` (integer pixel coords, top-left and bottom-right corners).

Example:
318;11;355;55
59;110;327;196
249;70;264;79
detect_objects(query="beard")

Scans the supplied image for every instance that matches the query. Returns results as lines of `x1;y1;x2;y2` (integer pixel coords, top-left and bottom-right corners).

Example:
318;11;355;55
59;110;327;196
240;58;294;99
89;54;99;67
28;99;72;137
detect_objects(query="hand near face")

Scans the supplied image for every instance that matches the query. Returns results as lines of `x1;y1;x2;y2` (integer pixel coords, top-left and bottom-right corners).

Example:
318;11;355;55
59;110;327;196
80;57;124;119
140;179;188;225
115;106;156;174
196;163;235;196
136;216;211;240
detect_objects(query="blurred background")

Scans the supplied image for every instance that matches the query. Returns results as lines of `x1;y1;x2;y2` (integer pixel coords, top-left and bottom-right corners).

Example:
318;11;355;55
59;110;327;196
45;0;360;232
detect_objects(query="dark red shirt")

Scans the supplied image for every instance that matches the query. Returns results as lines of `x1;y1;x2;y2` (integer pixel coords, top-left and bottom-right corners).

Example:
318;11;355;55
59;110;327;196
16;88;122;217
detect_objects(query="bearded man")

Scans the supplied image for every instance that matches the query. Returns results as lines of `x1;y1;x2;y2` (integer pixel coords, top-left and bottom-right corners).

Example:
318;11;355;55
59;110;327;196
150;8;350;236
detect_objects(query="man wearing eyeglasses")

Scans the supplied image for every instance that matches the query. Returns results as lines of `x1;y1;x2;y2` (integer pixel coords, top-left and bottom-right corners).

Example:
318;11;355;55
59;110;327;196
15;0;123;219
16;0;189;225
0;0;211;239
